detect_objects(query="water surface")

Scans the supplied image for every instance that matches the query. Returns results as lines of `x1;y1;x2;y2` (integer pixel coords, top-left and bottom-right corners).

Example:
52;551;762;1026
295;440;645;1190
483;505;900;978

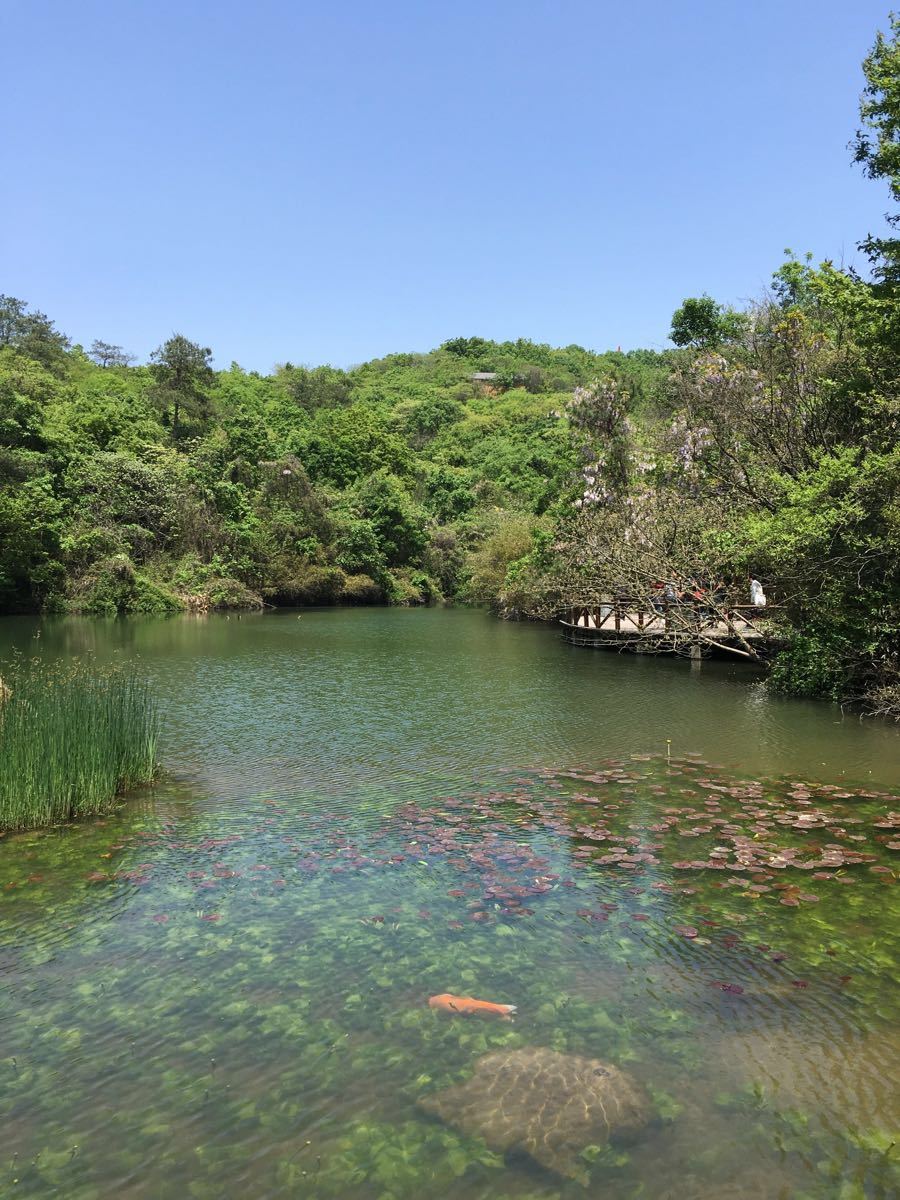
0;609;897;1199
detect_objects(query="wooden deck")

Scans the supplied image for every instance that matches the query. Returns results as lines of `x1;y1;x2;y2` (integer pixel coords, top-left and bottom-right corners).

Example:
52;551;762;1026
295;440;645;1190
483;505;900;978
560;600;775;659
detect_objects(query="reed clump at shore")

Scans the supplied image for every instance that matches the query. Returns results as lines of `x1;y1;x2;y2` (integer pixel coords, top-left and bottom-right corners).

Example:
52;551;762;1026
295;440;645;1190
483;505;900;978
0;661;158;831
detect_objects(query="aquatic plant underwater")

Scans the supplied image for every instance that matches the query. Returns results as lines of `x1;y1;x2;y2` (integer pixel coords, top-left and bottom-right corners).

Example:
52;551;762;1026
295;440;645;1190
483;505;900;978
0;660;158;830
0;756;897;1198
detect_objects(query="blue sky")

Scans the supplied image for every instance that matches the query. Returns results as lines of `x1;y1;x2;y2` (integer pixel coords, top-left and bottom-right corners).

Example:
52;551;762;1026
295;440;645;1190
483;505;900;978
3;0;894;370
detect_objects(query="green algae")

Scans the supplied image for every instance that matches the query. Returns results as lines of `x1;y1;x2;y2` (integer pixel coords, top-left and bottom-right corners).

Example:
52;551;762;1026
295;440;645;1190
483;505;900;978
0;758;897;1199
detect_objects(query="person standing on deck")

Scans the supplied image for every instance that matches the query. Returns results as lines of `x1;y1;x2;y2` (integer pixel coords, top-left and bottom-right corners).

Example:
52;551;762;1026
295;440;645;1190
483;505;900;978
750;577;767;607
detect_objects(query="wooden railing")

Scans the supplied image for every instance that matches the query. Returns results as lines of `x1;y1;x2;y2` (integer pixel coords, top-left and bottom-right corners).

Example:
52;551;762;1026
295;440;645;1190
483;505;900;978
561;598;778;638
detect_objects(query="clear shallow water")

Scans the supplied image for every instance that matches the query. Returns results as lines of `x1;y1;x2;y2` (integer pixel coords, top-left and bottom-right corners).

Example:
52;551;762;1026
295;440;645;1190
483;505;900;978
0;609;898;1199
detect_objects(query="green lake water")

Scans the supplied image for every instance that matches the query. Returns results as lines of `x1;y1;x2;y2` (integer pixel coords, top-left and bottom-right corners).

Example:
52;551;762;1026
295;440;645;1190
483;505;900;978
0;607;898;1199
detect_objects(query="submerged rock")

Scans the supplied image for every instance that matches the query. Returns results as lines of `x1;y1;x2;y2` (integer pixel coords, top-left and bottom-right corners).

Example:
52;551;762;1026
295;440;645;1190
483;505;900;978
418;1046;652;1183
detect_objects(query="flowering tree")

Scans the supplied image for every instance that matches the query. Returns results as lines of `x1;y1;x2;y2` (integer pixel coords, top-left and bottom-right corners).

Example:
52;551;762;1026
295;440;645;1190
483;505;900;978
566;379;634;508
517;373;765;657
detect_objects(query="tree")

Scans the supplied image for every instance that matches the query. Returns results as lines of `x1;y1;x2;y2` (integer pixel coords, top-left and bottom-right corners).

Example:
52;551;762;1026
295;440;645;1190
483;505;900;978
0;476;64;609
351;470;427;565
853;13;900;285
276;364;350;410
440;336;493;360
853;13;900;199
464;510;541;609
149;334;214;437
669;295;746;348
89;340;135;368
0;353;59;451
0;295;70;370
333;515;387;580
566;378;635;508
293;403;413;487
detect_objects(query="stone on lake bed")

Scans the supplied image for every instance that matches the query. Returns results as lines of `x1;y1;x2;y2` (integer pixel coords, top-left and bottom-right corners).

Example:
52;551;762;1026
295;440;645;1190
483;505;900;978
417;1046;652;1183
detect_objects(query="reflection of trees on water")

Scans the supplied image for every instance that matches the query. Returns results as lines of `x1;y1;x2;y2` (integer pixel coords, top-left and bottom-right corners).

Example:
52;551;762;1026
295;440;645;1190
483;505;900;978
0;612;275;670
2;609;899;792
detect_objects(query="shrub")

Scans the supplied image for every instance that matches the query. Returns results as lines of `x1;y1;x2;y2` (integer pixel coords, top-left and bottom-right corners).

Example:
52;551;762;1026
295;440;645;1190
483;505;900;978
340;573;384;603
768;633;853;700
195;575;262;611
463;512;541;608
263;564;346;605
387;568;439;605
67;555;184;614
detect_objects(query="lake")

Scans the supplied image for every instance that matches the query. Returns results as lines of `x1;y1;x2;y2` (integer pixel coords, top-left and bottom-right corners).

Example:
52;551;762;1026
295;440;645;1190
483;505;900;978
0;608;898;1199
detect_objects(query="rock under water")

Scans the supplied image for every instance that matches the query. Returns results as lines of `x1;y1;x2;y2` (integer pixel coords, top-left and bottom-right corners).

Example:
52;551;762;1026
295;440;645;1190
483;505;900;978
418;1045;652;1183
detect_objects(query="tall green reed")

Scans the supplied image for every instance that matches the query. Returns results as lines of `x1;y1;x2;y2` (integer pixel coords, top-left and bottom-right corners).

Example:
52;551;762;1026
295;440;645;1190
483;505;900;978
0;660;158;830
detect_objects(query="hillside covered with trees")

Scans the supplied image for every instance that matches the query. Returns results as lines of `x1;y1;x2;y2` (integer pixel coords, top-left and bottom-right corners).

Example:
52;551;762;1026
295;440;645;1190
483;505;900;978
0;313;666;616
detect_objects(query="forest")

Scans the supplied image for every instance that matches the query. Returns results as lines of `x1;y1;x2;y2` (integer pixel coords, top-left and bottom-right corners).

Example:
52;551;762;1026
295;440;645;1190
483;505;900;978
1;18;898;718
0;315;664;614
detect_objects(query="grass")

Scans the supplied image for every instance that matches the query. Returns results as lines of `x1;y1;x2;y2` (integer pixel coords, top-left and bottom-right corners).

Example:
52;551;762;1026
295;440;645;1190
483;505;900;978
0;660;158;830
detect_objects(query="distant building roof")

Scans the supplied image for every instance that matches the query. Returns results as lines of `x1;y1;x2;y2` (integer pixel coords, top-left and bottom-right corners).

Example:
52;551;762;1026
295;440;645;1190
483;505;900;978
471;372;498;381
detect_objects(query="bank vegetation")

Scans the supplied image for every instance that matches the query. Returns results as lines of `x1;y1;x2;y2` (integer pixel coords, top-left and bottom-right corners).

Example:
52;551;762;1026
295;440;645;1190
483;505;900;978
0;663;158;830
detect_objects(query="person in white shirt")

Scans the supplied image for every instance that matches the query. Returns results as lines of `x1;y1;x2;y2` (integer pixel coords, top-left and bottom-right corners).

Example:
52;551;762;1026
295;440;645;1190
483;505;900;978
750;577;767;607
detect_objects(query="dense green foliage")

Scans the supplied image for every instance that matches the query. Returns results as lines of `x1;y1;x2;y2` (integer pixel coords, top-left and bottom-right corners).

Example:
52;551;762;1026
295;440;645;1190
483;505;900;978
519;253;900;715
0;319;664;614
668;294;747;348
0;663;158;829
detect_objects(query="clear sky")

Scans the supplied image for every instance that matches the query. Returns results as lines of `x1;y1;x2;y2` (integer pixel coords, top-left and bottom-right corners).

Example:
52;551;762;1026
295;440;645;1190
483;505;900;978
3;0;894;371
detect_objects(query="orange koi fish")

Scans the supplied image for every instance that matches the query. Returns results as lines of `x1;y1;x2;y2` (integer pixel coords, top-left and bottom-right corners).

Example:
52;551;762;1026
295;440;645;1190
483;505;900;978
428;993;517;1019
